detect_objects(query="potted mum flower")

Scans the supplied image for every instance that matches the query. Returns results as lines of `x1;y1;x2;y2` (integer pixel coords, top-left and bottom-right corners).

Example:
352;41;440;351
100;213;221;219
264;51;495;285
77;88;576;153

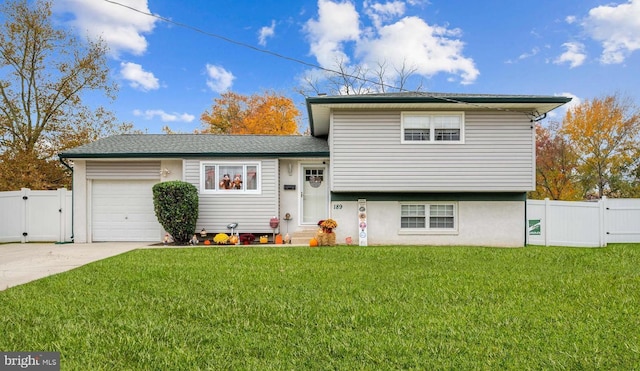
213;233;229;245
240;233;256;245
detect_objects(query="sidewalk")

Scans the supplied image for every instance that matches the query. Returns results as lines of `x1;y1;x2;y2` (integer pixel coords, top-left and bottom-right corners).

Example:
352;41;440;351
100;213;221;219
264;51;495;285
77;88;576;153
0;242;154;291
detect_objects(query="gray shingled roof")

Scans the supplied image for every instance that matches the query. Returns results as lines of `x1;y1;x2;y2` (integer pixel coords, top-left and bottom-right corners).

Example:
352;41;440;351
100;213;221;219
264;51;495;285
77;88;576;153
59;134;329;159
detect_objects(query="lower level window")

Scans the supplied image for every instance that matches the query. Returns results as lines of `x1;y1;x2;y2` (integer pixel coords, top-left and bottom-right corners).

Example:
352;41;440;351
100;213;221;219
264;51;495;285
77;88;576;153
429;204;455;228
401;203;456;230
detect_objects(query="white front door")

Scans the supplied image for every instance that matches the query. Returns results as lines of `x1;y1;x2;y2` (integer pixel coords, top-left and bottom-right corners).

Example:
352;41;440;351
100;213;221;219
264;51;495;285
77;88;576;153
301;165;328;224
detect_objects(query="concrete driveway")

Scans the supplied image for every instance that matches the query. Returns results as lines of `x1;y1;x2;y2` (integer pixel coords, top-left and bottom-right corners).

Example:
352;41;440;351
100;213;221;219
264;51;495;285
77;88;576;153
0;242;156;291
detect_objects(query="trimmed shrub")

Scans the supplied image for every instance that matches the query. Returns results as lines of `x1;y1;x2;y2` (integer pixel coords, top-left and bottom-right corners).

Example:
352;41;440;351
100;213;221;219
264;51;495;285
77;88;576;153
152;181;199;244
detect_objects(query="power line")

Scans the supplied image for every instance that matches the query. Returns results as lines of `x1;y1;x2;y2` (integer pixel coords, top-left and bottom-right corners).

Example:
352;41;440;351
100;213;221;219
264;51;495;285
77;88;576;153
103;0;542;119
102;0;399;90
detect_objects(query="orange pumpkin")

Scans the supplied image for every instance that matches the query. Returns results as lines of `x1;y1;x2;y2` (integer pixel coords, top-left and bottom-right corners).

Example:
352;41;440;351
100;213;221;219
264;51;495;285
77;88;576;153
309;238;318;247
204;240;211;245
275;234;283;244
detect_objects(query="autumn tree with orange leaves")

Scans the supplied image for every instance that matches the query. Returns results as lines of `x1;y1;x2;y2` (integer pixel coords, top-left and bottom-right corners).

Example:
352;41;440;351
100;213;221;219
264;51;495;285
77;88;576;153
199;91;300;135
560;94;640;198
530;122;581;200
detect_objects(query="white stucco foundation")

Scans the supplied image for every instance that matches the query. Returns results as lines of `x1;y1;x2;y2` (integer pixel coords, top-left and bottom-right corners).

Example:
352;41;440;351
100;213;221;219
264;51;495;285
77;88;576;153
330;200;525;247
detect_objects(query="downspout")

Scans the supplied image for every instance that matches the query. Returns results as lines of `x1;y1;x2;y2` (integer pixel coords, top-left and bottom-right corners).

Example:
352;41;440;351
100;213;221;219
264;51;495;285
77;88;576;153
58;156;74;243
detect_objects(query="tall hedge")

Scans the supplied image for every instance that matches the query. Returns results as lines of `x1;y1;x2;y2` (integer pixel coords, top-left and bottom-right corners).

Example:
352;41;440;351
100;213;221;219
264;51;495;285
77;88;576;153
152;181;199;244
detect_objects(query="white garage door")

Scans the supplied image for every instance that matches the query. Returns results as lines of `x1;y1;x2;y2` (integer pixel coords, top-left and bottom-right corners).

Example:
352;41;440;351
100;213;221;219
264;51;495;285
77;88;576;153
92;180;162;242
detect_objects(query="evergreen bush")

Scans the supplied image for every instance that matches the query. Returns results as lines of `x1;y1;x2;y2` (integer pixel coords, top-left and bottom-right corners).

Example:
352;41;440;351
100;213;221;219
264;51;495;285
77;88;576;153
152;181;199;244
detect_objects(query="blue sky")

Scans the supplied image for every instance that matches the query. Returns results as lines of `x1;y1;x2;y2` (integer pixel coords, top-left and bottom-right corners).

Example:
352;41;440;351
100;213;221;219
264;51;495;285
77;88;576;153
52;0;640;133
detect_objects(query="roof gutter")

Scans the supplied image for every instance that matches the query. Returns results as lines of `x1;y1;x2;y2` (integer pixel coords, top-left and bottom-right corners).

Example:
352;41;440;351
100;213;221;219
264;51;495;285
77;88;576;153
58;151;331;159
305;95;573;105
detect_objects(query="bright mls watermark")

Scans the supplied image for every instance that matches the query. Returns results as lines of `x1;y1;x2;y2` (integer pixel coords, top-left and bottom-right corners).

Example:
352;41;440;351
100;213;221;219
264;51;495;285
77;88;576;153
0;352;59;370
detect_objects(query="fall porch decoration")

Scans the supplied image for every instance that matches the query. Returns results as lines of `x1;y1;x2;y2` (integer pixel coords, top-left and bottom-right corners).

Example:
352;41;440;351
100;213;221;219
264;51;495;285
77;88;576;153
213;233;230;244
240;233;256;245
316;218;338;246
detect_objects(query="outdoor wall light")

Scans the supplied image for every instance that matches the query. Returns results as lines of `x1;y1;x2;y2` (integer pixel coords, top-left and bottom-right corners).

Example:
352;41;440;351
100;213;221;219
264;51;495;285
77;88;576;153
287;163;293;176
160;168;171;177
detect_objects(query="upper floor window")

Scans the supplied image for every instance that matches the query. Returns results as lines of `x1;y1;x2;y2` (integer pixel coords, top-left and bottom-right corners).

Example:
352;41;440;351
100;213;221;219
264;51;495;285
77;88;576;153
201;162;259;193
401;112;464;143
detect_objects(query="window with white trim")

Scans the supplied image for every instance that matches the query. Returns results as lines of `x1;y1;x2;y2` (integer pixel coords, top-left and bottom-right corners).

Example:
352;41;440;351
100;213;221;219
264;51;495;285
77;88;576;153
201;162;259;193
402;112;464;143
401;203;457;231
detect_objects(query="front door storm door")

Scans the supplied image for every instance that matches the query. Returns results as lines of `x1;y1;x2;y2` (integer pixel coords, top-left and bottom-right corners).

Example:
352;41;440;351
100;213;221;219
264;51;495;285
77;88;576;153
301;165;327;224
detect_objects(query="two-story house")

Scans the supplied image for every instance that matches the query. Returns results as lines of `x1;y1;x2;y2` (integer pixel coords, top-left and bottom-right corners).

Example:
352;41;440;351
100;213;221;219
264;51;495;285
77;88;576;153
59;92;571;246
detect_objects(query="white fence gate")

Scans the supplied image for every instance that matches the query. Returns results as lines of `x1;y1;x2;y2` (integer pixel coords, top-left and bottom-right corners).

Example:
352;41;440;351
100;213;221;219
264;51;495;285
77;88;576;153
0;188;72;243
526;197;640;247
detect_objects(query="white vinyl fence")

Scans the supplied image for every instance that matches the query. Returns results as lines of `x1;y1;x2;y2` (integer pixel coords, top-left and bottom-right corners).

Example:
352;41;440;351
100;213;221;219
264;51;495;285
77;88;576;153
527;197;640;247
2;189;638;247
0;188;72;243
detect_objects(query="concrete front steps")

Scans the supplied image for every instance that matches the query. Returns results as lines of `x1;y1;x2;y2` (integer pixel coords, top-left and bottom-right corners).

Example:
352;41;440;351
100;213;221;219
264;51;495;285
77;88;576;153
289;228;319;245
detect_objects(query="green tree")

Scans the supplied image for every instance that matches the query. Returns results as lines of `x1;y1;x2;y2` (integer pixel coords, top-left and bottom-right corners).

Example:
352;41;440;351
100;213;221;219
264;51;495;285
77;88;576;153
0;0;132;191
561;94;640;198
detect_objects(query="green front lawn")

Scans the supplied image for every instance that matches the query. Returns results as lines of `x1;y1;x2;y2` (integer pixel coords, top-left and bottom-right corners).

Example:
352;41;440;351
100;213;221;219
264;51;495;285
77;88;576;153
1;245;639;369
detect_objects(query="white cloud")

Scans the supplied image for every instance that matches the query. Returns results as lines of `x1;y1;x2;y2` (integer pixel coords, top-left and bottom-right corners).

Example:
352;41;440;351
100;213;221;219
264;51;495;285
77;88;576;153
120;62;159;91
356;16;478;84
303;0;361;67
303;0;478;86
583;0;640;64
205;64;235;93
133;109;195;122
258;20;276;46
519;47;540;60
565;15;577;24
364;0;406;29
554;42;586;68
53;0;157;57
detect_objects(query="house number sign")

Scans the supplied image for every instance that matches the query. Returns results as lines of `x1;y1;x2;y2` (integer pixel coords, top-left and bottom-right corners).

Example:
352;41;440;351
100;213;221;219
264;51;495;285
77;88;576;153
358;199;367;246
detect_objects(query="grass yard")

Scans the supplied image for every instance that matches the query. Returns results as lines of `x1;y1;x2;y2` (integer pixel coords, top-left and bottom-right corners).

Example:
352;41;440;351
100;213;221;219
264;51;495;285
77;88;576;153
1;244;639;370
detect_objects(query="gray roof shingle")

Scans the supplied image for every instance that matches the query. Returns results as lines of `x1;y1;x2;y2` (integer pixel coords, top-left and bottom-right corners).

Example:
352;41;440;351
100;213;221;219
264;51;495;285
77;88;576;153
59;134;329;159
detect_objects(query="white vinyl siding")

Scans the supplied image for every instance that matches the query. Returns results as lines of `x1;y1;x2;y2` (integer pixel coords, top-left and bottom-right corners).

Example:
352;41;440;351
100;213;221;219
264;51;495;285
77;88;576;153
185;158;278;234
330;111;535;192
86;161;161;179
